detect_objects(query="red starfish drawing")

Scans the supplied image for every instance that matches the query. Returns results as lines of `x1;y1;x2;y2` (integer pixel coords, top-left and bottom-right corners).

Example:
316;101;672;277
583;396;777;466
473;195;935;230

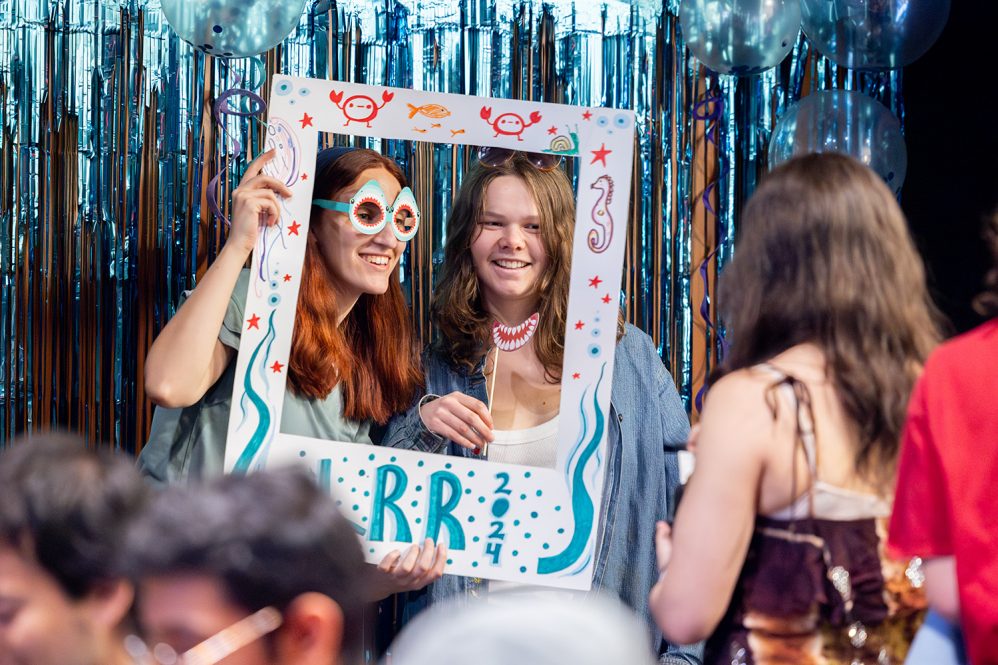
288;221;301;236
588;275;603;288
271;360;284;373
299;113;313;128
601;294;612;304
591;143;612;167
572;372;581;379
247;314;260;329
582;110;592;121
547;126;558;135
283;274;292;282
574;320;585;330
300;172;308;181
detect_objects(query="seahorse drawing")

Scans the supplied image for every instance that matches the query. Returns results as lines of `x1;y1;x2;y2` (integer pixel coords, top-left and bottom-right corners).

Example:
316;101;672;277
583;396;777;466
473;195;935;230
588;175;614;253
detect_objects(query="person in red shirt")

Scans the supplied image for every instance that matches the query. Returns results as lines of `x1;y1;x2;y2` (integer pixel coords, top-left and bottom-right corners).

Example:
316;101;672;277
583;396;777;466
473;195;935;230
889;213;998;665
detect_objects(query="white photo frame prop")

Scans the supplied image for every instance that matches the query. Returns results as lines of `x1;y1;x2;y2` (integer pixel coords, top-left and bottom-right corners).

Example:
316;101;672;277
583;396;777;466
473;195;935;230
224;75;634;590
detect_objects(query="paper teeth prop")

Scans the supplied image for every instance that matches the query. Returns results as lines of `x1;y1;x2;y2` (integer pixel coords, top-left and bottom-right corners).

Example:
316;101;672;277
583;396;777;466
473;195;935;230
492;313;540;352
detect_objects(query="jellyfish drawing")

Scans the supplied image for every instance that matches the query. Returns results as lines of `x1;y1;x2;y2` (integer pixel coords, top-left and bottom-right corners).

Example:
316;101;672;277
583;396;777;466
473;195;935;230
262;118;301;188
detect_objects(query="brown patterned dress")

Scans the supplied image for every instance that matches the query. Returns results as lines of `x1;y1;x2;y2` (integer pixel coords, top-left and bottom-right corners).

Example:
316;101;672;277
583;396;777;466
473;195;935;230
704;369;925;665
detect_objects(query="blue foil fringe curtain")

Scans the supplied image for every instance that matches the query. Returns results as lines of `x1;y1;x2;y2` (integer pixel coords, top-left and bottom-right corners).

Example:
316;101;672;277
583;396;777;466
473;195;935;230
0;0;903;450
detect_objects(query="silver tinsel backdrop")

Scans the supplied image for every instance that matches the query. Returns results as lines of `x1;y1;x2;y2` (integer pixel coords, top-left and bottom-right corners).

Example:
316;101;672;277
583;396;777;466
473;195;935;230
0;0;902;450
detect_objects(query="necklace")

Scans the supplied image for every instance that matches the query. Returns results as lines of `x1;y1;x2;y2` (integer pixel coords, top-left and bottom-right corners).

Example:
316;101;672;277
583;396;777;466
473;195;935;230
492;312;540;352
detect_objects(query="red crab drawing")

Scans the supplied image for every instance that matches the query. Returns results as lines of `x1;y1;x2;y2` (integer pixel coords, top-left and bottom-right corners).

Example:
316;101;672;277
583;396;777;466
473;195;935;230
480;107;542;141
329;89;395;128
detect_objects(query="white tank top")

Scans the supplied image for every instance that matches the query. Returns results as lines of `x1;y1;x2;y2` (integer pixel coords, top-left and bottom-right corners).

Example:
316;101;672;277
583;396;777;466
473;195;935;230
486;415;560;469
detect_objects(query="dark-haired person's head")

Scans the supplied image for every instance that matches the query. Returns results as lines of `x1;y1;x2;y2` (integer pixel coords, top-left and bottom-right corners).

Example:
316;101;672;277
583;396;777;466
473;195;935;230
0;432;147;665
123;467;367;665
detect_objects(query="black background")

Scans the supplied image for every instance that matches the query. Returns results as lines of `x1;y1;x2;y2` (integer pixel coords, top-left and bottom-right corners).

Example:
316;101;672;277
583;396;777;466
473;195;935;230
900;1;998;333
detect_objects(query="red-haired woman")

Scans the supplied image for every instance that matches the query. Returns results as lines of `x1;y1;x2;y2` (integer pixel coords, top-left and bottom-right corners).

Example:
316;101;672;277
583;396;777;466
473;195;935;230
140;147;445;596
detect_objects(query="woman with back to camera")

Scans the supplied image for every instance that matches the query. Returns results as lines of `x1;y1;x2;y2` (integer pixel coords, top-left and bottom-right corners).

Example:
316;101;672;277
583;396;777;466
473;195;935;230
141;146;445;597
649;153;941;664
386;149;700;664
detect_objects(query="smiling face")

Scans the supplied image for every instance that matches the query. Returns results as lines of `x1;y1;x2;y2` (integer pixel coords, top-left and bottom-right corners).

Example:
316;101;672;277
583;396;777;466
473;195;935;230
470;175;550;321
312;167;407;314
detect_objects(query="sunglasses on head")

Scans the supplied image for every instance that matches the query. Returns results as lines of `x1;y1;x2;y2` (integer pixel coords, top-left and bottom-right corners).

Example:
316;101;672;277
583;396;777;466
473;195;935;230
477;147;563;172
313;179;421;242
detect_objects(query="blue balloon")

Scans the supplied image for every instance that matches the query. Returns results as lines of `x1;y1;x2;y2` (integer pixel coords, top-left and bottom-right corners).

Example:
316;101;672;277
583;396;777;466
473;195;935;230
801;0;950;70
769;90;907;191
161;0;308;58
679;0;802;76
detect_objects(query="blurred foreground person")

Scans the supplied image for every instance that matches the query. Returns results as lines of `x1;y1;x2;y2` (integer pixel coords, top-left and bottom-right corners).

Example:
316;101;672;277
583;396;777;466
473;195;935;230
386;592;657;665
0;433;148;665
123;467;369;665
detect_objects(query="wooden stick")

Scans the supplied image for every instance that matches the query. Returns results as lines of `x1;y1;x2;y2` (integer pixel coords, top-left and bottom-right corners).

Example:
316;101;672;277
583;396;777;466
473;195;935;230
484;345;500;457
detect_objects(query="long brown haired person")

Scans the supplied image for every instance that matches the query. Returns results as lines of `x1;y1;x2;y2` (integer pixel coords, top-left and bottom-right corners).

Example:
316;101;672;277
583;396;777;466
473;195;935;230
650;153;941;664
385;150;698;663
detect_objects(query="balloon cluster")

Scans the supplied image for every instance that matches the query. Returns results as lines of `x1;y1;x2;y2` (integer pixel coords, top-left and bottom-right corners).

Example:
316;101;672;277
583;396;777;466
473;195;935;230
680;0;950;76
159;1;948;193
800;0;951;71
679;0;948;189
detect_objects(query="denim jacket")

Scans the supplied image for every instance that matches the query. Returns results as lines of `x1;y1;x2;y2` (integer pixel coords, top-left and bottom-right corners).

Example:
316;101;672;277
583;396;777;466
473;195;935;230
383;324;703;664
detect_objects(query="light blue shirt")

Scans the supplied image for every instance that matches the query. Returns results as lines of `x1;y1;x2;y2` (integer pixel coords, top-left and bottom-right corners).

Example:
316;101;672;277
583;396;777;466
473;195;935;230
382;324;702;664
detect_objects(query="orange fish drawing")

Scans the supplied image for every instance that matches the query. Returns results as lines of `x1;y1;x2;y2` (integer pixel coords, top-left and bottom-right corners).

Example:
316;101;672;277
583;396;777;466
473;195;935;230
450;128;466;137
431;123;442;128
408;103;451;119
413;127;428;134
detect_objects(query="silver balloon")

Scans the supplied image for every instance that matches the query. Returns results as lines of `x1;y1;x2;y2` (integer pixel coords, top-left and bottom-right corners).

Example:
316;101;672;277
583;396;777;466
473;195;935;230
679;0;802;76
769;90;907;191
801;0;950;70
161;0;308;58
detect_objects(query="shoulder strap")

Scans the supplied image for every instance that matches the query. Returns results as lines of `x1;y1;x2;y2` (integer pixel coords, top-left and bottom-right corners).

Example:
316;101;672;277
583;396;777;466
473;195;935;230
760;363;820;520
